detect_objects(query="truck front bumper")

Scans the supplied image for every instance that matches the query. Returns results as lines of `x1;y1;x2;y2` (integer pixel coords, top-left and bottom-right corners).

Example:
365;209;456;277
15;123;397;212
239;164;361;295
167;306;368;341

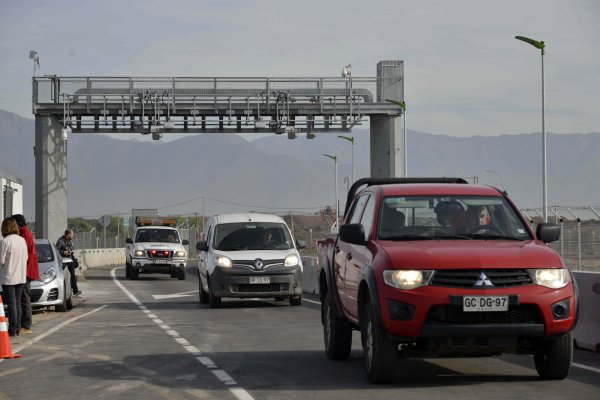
132;258;187;274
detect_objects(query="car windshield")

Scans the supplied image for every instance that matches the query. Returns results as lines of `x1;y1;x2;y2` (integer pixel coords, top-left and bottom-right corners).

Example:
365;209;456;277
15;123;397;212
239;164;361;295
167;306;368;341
135;229;180;243
214;222;294;251
36;243;55;263
379;195;532;241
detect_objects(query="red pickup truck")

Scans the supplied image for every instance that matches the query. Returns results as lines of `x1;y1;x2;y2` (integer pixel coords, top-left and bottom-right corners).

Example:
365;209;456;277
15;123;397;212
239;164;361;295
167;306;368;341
317;178;577;383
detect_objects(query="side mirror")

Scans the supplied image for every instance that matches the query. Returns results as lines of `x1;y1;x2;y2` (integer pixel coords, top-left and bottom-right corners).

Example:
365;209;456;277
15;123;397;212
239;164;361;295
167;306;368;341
196;241;209;252
126;238;133;244
340;224;366;245
296;240;307;250
182;239;189;246
536;223;560;244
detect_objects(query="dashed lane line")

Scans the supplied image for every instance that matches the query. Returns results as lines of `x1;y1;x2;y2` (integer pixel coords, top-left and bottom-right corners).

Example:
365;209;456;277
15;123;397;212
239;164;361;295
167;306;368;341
110;267;255;400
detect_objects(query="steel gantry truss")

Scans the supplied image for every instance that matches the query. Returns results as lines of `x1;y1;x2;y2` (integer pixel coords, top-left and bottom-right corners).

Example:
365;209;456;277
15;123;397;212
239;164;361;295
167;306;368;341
33;75;401;138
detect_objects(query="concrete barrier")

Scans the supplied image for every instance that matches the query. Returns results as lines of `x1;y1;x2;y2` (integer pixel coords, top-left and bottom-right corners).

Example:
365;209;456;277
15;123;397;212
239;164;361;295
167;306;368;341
74;248;125;271
573;271;600;352
301;256;319;296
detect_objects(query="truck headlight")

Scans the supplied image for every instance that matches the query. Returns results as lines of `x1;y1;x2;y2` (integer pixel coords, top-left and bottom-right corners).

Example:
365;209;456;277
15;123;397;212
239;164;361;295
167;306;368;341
531;268;570;289
383;270;434;290
216;256;232;268
284;254;299;267
134;250;144;257
40;267;57;284
175;250;186;257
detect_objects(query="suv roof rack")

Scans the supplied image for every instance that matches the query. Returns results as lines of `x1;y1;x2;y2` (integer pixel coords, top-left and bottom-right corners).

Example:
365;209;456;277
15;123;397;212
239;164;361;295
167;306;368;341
343;177;469;216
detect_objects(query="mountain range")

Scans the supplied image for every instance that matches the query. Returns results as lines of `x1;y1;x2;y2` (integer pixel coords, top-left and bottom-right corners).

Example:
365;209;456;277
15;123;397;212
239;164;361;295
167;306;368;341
1;109;599;219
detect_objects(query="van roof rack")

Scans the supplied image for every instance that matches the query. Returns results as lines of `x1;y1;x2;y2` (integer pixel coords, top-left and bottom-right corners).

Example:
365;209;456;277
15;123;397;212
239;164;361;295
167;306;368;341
343;177;468;216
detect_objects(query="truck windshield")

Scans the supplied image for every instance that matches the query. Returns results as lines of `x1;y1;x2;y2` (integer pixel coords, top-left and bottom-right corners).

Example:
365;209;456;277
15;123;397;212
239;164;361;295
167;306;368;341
214;222;294;251
135;229;180;243
379;195;532;241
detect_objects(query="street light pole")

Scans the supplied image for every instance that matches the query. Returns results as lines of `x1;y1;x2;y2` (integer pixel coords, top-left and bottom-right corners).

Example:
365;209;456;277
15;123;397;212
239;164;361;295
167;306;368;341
516;35;547;222
485;170;506;192
323;154;339;232
337;135;355;184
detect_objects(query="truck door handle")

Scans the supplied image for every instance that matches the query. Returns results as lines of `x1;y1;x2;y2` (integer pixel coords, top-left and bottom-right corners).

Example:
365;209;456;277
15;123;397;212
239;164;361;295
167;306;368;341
346;252;352;260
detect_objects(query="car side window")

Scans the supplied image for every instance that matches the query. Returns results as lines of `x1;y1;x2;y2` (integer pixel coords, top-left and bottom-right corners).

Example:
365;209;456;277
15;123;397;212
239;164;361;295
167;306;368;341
348;195;369;224
359;195;376;240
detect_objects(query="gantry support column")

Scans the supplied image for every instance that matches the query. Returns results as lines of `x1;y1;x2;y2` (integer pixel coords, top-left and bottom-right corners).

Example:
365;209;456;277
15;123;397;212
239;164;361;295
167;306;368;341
371;60;404;178
35;115;68;242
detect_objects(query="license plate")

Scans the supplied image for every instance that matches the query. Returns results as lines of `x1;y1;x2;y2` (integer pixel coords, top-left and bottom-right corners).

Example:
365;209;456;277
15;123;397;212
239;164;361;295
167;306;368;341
463;296;509;312
153;259;168;264
249;276;270;284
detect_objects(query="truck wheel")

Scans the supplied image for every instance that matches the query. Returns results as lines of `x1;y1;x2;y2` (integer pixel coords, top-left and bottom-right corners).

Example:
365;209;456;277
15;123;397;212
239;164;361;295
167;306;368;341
208;279;221;308
131;267;139;280
199;274;209;304
170;271;177;278
361;298;397;383
178;269;186;280
290;294;302;306
125;261;131;278
534;331;573;380
323;292;352;360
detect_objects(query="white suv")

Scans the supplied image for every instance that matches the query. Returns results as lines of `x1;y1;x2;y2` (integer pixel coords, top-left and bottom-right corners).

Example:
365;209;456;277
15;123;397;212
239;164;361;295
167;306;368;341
196;213;306;307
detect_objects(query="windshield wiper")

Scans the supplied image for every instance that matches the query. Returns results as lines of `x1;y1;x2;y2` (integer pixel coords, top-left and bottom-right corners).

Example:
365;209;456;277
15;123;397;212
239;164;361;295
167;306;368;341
465;233;525;241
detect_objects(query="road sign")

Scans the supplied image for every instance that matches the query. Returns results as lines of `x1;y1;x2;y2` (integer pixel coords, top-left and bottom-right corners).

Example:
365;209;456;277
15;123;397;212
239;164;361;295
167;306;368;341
99;215;111;228
123;218;129;228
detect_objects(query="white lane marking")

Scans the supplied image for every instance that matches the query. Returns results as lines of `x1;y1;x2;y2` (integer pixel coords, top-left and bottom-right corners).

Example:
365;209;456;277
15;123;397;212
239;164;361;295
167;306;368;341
110;267;256;400
147;314;157;318
573;362;600;374
303;298;321;305
152;290;198;300
2;305;109;361
153;318;163;324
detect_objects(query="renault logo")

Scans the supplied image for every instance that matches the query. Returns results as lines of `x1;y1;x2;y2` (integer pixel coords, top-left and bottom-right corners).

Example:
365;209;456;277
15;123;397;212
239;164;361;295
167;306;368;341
254;259;264;270
474;272;494;287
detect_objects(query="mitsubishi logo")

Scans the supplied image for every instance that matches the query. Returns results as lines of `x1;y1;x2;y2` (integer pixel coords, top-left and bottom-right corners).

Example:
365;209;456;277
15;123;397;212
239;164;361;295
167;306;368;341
474;272;494;287
254;259;264;270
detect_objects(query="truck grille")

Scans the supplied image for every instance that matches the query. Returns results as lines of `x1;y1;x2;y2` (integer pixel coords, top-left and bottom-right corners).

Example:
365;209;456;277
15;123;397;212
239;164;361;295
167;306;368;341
235;283;290;293
145;250;173;258
234;259;285;270
426;305;542;325
431;269;532;288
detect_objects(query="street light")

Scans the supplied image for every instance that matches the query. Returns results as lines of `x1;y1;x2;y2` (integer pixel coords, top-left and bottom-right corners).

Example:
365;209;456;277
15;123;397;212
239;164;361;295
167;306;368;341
486;170;506;191
385;99;407;177
515;35;547;222
323;153;339;232
337;135;355;184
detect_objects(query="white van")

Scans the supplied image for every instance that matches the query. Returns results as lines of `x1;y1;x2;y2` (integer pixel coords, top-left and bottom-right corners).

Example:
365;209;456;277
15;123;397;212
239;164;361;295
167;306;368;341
196;213;306;307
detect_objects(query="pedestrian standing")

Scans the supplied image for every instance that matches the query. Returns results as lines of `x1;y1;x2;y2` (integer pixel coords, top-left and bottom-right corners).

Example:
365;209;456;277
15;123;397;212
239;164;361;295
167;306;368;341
56;229;82;296
0;217;28;337
12;214;40;334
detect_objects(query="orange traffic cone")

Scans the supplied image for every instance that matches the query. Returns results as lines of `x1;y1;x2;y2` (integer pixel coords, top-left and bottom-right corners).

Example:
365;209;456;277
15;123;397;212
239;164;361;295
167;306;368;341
0;295;22;359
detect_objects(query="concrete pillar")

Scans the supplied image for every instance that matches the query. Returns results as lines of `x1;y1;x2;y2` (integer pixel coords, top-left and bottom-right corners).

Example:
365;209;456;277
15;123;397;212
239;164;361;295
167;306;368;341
371;60;404;178
35;115;68;242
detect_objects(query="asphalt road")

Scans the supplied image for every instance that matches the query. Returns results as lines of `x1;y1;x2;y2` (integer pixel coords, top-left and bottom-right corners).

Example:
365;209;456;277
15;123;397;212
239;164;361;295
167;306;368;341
1;266;599;400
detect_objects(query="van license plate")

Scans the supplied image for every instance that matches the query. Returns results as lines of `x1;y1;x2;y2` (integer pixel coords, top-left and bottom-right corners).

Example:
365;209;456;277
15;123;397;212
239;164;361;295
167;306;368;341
463;296;508;312
249;277;270;284
154;259;168;264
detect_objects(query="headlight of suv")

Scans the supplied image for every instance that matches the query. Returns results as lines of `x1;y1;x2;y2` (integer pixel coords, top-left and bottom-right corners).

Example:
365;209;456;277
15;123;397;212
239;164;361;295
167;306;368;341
531;268;570;289
215;256;232;268
40;267;57;284
134;250;144;257
175;250;186;257
284;254;299;267
383;270;434;290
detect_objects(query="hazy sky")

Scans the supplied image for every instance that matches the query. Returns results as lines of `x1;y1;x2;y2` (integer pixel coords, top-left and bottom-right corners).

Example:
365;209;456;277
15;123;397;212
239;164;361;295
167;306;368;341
0;0;598;137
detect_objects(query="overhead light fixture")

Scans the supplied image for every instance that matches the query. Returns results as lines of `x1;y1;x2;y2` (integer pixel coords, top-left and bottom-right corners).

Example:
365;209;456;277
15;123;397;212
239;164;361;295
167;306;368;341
255;117;269;129
164;120;175;129
341;63;351;78
61;125;72;141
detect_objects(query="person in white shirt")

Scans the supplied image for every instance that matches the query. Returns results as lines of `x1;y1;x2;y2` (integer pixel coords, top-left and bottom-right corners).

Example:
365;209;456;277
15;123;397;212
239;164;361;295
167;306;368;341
0;217;28;337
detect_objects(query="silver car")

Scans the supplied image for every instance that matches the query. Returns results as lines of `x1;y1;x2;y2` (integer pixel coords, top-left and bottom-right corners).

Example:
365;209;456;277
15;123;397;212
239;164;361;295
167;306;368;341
31;239;73;312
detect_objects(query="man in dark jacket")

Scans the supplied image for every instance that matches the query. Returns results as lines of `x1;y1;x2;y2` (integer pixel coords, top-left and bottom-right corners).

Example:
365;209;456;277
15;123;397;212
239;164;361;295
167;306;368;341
56;229;82;296
12;214;40;334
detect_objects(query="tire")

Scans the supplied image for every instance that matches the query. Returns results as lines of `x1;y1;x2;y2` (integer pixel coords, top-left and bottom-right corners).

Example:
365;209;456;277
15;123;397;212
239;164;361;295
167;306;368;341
208;278;221;308
323;292;352;360
178;269;186;280
534;331;573;380
199;273;209;304
361;298;397;383
170;271;177;279
56;284;68;312
125;261;131;278
131;267;139;280
66;292;74;310
290;294;302;306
